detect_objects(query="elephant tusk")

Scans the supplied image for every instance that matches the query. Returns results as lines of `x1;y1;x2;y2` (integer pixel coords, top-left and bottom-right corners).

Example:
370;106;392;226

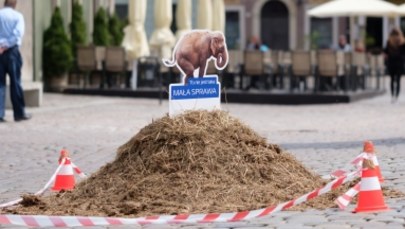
218;54;223;64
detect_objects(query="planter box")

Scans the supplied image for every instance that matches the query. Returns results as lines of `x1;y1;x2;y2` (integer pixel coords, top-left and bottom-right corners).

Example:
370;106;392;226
6;81;43;108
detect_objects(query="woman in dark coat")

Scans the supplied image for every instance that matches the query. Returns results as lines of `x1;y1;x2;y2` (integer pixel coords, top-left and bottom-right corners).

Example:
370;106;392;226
384;28;405;103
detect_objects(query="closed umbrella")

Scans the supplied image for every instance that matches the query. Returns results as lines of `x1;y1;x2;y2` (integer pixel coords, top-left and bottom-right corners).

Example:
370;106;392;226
122;0;149;59
175;0;192;40
122;0;149;89
149;0;176;59
212;0;225;33
197;0;212;30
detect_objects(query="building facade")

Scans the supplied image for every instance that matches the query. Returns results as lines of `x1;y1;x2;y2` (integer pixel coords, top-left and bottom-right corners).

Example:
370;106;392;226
6;0;405;85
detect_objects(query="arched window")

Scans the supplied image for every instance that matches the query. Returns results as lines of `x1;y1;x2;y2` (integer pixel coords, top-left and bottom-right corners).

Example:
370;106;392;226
260;1;289;50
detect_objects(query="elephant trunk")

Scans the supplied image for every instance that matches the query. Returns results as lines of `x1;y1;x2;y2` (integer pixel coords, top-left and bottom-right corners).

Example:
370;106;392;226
216;49;228;70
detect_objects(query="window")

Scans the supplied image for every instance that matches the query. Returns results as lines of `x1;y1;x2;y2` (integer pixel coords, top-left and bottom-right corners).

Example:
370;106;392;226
310;18;332;49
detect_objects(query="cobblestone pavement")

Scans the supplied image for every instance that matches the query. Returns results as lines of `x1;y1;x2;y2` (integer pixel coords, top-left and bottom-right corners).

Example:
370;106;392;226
1;81;405;228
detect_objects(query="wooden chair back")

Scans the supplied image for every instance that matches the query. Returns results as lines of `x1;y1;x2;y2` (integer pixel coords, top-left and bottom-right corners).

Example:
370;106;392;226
206;61;218;75
317;50;337;77
227;50;243;74
95;46;106;70
336;51;345;76
291;50;311;76
105;47;127;72
376;54;385;71
77;46;97;71
352;52;366;67
244;51;264;75
270;50;280;73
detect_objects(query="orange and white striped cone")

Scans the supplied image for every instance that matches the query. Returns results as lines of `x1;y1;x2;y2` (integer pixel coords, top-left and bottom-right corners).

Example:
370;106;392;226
354;159;389;213
52;149;76;191
363;141;384;183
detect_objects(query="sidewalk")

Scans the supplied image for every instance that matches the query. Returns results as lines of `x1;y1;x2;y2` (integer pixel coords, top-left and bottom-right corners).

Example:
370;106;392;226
1;83;405;228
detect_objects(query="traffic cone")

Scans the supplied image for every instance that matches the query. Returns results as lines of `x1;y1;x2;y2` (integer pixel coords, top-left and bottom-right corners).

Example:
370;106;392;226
354;159;389;213
363;141;384;183
52;149;75;191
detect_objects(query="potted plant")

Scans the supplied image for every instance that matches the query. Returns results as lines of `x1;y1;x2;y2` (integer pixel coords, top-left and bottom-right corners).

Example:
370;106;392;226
93;7;110;46
70;0;87;56
69;0;87;85
108;13;125;46
43;7;73;92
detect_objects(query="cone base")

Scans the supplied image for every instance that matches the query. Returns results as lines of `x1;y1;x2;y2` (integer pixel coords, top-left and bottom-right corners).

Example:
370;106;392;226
354;206;390;213
52;175;75;191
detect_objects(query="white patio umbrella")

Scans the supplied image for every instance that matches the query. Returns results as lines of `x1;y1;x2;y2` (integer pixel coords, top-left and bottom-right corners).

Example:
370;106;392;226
308;0;399;18
211;0;225;33
122;0;149;89
197;0;212;30
397;3;405;15
175;0;192;40
308;0;399;46
149;0;176;59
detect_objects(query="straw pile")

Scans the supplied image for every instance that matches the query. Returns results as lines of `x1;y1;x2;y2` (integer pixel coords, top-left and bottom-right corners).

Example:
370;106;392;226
6;110;397;217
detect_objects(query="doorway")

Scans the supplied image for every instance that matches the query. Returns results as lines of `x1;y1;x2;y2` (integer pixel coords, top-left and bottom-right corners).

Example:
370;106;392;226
260;0;289;50
366;17;383;52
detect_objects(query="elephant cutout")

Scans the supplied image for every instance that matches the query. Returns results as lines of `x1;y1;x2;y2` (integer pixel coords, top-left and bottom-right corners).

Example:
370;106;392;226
163;30;229;84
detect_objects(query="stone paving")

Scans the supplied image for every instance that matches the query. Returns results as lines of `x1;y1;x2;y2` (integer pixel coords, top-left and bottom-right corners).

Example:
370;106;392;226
1;80;405;228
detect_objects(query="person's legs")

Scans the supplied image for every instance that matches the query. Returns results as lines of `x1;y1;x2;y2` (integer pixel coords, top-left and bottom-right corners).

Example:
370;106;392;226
0;54;6;119
390;74;395;98
396;74;402;98
6;47;26;119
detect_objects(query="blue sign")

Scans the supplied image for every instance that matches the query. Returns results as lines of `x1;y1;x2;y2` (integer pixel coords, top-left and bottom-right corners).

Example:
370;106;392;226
170;77;220;100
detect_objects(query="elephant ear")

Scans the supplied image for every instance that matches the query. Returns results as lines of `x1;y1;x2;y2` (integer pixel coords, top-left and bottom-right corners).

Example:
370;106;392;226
210;32;225;57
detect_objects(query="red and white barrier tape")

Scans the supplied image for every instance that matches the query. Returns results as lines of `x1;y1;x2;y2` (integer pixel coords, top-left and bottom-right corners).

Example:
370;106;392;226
335;182;360;210
0;158;86;209
0;158;66;209
323;152;373;180
0;169;360;227
71;162;87;178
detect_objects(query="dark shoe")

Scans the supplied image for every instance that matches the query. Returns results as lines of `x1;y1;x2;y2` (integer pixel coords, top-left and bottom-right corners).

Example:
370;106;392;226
15;114;32;122
0;117;5;122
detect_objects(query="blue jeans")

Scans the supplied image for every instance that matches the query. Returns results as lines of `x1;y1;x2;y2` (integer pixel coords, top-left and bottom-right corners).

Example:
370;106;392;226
0;46;26;119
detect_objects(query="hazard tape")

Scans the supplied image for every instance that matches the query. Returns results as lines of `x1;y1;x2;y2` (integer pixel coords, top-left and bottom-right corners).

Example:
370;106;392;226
0;158;86;209
335;182;360;209
71;162;87;178
0;158;66;209
322;152;373;180
0;169;360;227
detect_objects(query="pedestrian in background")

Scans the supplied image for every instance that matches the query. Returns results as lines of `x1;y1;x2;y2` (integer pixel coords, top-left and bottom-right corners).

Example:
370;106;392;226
246;36;261;51
0;0;31;122
384;28;405;103
354;39;365;53
335;34;352;52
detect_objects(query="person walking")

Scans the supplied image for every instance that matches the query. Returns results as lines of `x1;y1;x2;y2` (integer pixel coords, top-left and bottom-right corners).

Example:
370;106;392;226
384;28;405;103
0;0;31;122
